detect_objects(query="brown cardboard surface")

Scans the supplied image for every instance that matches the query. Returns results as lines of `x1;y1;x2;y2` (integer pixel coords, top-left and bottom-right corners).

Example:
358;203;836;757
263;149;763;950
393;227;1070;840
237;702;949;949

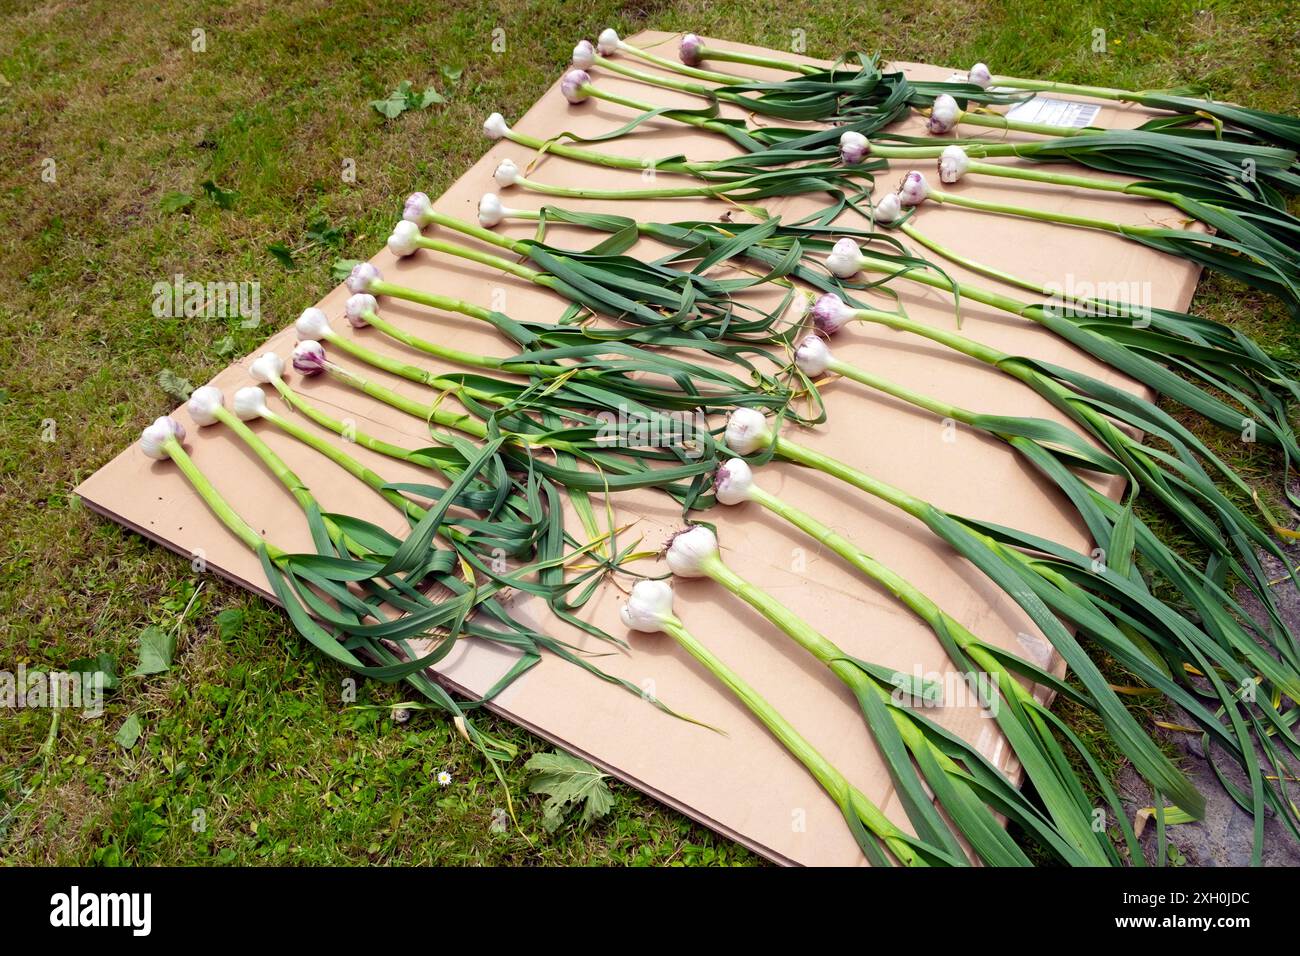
76;31;1203;866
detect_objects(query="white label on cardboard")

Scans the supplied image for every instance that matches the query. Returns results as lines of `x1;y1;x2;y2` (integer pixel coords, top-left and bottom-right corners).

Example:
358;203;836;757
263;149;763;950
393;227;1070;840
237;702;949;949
1005;96;1101;128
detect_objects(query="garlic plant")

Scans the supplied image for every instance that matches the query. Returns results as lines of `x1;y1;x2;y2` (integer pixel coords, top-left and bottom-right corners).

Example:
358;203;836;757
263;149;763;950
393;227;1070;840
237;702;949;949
480;112;806;182
231;378;684;704
790;334;1300;701
257;344;727;503
138;410;519;764
575;36;850;124
593;29;757;84
944;61;1300;153
865;169;1300;310
620;579;938;866
663;525;1046;866
547;59;906;158
804;278;1300;642
712;456;1132;865
489;155;859;204
923;91;1171;143
722;406;1205;822
564;36;1299;211
483;204;1299;433
354;225;793;349
826;244;1299;525
900;230;1300;452
557;66;754;146
574;37;739;91
187;385;375;561
859;221;1300;435
929;142;1300;255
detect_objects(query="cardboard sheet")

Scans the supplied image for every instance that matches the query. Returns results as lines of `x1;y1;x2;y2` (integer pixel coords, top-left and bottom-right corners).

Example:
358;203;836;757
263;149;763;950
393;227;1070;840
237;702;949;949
76;32;1203;865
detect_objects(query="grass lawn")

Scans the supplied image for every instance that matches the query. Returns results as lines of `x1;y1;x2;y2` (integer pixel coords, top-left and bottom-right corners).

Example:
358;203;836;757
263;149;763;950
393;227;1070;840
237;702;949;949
1;0;1297;865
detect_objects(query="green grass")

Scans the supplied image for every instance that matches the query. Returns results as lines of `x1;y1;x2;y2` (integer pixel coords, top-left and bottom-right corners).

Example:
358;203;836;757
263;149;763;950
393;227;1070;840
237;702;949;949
0;0;1296;865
